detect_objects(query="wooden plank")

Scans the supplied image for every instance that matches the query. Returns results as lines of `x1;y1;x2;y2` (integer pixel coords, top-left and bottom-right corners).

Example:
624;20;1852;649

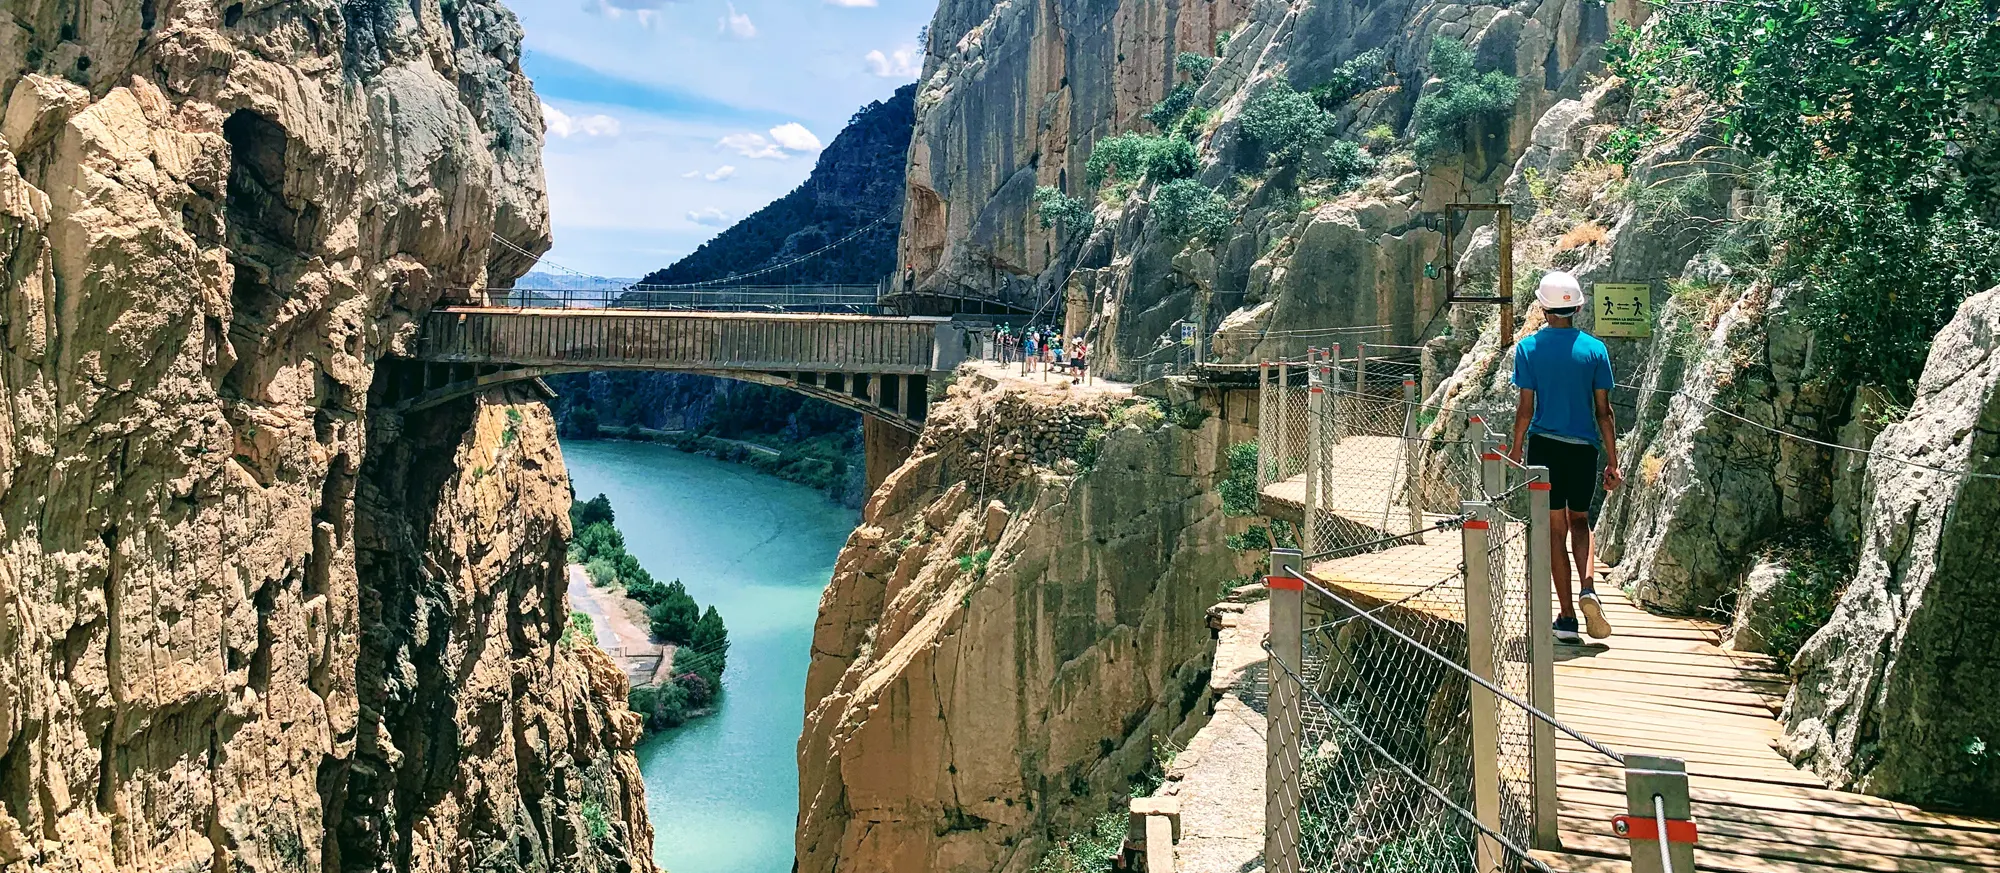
1559;792;2000;851
1558;772;2000;830
1560;808;2000;867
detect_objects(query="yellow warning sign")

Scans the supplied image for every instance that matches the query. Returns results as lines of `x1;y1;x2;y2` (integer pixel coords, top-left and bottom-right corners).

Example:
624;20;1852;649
1594;283;1653;338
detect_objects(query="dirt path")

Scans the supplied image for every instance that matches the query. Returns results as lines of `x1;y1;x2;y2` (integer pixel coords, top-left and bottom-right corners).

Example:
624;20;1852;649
567;564;674;687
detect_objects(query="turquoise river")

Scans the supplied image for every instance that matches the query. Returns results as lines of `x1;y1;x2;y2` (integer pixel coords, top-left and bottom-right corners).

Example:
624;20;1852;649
562;439;859;873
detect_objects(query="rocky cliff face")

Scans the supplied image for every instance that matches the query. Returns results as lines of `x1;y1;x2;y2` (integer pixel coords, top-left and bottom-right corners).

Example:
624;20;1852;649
0;0;652;868
1780;287;2000;813
796;373;1252;871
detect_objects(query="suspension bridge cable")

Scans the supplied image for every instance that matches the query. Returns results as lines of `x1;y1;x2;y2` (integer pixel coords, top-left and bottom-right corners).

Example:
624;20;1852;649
491;233;600;279
643;216;894;289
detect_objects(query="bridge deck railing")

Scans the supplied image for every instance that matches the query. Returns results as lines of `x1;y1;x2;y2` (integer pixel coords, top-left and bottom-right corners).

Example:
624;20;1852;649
461;284;884;314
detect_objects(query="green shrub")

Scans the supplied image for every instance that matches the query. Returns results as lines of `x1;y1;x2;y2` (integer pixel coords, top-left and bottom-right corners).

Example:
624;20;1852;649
1239;82;1334;162
629;681;689;732
1032;811;1126;873
562;611;597;648
1151;178;1234;243
647;581;701;643
1220;442;1261;516
1305;139;1377;193
1145;82;1199;131
1308;48;1386;110
1214;29;1231;56
956;548;994;579
571;494;616;530
1142;134;1199;182
1754;530;1856;668
1617;0;2000;392
570;521;624;563
1174;51;1214;83
584;557;618;587
1410;37;1520;163
1084;132;1157;188
581;798;610;841
1035;186;1096;237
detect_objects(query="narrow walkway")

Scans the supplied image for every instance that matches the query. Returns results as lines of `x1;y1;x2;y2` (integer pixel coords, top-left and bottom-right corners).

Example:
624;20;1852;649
1533;587;2000;873
567;566;671;688
1157;592;1270;873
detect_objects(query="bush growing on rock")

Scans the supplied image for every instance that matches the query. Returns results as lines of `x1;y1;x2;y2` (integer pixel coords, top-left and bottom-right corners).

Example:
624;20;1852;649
1410;37;1521;163
1035;186;1096;238
1308;48;1387;110
1151;178;1234;243
1145;82;1199;132
1174;51;1214;84
1240;82;1335;163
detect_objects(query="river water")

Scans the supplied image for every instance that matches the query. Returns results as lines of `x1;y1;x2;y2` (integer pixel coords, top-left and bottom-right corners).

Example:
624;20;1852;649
562;439;858;873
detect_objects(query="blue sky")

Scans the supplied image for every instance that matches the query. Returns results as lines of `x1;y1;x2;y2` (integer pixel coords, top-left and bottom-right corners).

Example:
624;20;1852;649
511;0;932;278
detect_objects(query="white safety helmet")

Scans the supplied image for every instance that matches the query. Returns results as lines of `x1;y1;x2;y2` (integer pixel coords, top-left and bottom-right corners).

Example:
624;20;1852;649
1535;271;1585;310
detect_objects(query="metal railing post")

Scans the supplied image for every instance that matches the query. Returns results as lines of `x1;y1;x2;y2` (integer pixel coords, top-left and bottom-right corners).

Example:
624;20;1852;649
1480;432;1506;503
1620;755;1696;873
1462;502;1504;873
1402;379;1422;539
1526;465;1559;850
1318;354;1334;518
1277;360;1292;478
1304;368;1325;557
1259;361;1274;486
1328;343;1344;444
1356;342;1368;399
1266;549;1305;873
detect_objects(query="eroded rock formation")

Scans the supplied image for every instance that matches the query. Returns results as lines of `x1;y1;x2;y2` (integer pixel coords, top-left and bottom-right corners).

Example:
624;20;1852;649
0;0;652;868
1781;287;2000;813
796;373;1252;871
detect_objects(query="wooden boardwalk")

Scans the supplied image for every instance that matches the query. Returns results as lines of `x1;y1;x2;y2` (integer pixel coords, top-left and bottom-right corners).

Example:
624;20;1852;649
1533;587;2000;873
1303;547;2000;873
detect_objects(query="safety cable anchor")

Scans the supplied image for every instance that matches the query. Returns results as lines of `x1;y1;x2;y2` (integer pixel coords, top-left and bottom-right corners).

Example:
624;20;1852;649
1611;813;1698;844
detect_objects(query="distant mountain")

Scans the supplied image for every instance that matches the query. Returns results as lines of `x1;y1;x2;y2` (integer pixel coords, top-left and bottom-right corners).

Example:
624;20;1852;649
547;85;918;507
517;271;636;291
638;83;916;287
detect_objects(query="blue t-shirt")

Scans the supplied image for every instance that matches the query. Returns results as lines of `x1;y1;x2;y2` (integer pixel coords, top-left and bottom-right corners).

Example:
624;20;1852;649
1512;328;1613;445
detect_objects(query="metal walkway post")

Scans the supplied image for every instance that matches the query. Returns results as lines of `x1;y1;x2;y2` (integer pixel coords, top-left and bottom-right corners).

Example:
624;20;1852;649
1480;431;1506;501
1462;502;1503;873
1304;368;1324;556
1277;360;1293;480
1527;465;1559;849
1266;549;1305;873
1327;344;1344;445
1402;379;1422;538
1259;362;1274;486
1620;755;1697;873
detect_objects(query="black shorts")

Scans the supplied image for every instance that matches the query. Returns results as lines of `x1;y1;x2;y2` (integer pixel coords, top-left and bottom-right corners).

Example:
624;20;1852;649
1526;434;1597;513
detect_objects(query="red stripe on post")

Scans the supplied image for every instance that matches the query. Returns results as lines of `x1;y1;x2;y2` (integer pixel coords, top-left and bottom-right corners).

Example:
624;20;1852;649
1481;453;1502;461
1613;815;1699;845
1528;482;1552;491
1403;380;1416;386
1266;575;1305;591
1463;520;1491;530
1311;387;1325;394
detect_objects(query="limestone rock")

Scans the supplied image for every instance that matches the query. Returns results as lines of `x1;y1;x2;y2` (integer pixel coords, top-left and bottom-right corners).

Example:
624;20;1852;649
1722;559;1787;654
0;0;651;867
1781;287;2000;813
796;375;1255;871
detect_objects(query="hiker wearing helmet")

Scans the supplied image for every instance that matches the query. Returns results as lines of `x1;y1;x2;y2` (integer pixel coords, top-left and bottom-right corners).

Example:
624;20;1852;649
1507;271;1621;643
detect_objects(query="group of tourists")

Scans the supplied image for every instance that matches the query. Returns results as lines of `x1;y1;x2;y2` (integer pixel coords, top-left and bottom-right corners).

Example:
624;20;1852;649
996;325;1089;381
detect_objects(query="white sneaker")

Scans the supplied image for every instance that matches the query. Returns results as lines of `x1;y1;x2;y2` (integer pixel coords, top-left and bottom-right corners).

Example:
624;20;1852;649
1579;590;1613;639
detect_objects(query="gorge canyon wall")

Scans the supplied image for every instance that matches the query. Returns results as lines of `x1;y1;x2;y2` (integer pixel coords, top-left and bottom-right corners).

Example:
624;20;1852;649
0;0;652;868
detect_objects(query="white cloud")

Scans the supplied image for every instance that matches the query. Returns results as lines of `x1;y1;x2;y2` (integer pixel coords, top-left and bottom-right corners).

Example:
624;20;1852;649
687;207;732;226
542;102;622;138
768;122;822;152
718;2;757;38
681;165;738;181
582;0;670;27
864;46;922;78
718;132;785;159
716;124;819;159
825;0;878;6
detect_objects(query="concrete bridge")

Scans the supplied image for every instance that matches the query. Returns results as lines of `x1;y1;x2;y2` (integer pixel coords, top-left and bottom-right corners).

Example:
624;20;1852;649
382;304;972;487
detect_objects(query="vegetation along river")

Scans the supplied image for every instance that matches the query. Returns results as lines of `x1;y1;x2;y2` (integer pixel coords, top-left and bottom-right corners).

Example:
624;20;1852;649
562;438;860;873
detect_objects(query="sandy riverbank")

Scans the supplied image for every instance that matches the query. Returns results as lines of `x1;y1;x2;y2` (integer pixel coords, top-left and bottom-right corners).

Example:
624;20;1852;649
567;563;676;688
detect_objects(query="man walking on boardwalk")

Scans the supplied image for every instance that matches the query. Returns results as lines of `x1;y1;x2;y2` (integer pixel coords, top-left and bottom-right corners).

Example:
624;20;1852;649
1507;271;1621;643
